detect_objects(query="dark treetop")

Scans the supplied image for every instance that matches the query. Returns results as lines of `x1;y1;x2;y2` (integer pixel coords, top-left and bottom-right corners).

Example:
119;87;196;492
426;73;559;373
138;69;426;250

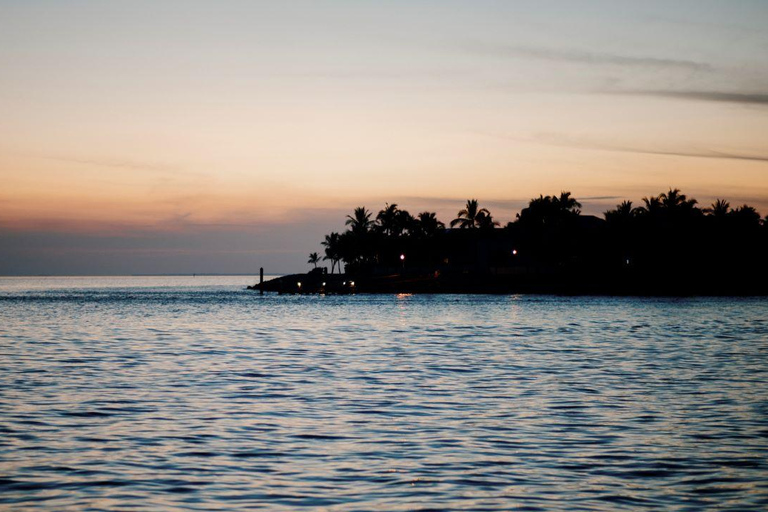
259;191;768;295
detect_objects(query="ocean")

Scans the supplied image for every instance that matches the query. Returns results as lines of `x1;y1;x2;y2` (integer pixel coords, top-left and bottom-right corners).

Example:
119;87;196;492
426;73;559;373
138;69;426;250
1;276;767;510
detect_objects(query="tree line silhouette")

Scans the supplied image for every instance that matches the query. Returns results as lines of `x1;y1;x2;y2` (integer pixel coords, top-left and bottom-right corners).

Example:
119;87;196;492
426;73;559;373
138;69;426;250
308;189;768;294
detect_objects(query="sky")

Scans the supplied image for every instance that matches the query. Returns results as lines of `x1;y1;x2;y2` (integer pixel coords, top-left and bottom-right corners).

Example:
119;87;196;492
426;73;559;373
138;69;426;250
1;0;767;275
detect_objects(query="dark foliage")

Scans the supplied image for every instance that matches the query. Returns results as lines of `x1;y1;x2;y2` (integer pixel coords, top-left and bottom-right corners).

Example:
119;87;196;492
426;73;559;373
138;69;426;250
314;190;768;294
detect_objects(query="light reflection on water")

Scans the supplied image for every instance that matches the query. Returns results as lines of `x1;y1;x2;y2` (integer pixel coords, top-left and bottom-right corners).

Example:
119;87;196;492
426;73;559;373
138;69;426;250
1;277;767;510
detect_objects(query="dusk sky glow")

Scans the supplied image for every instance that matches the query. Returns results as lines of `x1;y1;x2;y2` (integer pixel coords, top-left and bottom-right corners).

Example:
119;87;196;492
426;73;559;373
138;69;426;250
2;0;767;274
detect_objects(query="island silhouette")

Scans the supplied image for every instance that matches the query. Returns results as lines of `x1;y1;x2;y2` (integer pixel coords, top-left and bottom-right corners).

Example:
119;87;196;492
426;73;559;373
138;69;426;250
252;189;768;295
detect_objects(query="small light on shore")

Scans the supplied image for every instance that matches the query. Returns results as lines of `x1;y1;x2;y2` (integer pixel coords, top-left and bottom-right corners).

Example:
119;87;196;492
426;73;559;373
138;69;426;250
322;282;326;286
343;281;346;285
297;282;302;288
350;281;355;286
400;254;405;261
512;249;518;255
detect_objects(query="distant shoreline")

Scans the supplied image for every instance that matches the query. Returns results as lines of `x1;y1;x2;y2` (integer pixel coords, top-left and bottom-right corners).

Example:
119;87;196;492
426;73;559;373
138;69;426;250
253;273;768;297
130;274;267;277
275;190;768;297
0;274;273;278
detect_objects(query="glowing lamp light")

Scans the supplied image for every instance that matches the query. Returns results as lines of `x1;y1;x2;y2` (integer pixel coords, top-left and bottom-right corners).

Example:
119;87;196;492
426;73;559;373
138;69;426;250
322;282;326;286
512;249;518;255
297;282;302;288
400;254;405;261
350;281;355;286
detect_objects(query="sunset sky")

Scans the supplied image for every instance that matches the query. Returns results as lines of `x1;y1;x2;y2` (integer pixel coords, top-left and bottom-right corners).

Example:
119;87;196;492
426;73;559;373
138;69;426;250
2;0;767;275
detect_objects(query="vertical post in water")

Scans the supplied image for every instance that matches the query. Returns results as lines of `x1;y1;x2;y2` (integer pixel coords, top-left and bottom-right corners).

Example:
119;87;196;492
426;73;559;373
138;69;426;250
259;267;264;295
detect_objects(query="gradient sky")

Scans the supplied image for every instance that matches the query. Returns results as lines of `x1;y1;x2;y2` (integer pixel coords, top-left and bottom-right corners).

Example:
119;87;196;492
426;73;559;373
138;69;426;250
1;0;767;275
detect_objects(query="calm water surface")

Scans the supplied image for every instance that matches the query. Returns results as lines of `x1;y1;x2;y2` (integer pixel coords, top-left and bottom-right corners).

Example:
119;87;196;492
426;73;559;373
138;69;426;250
1;276;767;510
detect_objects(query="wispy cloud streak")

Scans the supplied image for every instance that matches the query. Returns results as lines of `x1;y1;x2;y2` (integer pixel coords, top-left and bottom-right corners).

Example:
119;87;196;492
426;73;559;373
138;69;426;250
522;133;768;164
608;90;768;106
466;43;712;72
36;155;205;177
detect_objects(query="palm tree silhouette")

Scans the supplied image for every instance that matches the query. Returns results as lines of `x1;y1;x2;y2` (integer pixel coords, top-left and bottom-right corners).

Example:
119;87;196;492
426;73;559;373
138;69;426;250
415;211;445;237
606;200;633;217
376;203;400;236
451;199;492;229
660;188;697;212
555;191;582;215
309;191;767;293
731;205;761;227
321;232;341;274
307;252;320;269
638;195;663;217
346;207;374;235
476;210;500;229
704;199;730;219
394;209;415;237
604;200;639;224
517;192;581;226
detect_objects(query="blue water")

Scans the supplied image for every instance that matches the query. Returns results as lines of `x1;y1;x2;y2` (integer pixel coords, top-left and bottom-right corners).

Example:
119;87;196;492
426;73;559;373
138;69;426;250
1;276;767;510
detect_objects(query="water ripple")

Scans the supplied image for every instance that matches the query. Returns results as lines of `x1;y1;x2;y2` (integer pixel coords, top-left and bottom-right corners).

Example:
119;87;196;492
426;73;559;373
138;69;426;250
1;277;767;510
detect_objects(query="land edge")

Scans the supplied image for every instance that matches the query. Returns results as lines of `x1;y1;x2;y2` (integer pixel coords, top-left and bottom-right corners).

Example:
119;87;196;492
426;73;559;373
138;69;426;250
248;273;768;296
